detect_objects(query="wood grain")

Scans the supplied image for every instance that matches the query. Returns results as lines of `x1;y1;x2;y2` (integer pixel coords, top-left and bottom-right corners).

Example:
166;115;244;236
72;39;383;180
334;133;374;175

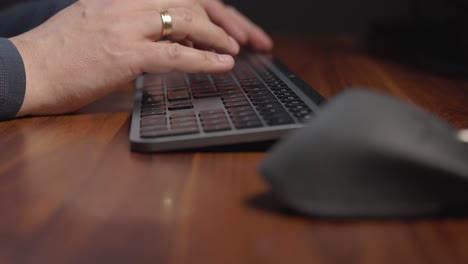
0;34;467;264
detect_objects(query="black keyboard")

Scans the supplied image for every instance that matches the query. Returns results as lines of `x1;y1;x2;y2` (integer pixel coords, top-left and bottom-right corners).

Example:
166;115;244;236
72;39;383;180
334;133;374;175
130;53;324;152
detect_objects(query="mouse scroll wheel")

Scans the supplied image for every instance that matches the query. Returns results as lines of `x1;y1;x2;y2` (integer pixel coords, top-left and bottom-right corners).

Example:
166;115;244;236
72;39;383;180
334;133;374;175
456;129;468;143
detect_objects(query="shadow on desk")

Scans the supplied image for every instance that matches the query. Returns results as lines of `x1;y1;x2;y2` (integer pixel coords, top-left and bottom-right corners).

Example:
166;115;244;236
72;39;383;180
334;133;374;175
157;140;276;153
246;191;468;220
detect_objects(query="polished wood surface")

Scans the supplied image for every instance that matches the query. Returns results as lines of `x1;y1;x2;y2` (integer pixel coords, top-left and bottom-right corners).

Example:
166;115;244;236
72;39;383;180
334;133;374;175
1;34;468;264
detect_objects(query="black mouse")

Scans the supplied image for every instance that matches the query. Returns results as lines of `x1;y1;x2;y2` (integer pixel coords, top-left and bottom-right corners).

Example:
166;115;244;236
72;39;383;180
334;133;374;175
260;89;468;218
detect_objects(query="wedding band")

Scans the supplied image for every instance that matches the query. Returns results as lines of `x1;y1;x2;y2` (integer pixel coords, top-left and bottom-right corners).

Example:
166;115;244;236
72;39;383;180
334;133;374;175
159;10;173;40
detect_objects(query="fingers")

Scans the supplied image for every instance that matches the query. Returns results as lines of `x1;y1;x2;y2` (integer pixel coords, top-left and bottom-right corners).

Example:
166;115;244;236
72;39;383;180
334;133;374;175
139;42;235;73
202;1;247;44
168;7;239;54
225;6;273;51
203;2;273;51
140;7;239;55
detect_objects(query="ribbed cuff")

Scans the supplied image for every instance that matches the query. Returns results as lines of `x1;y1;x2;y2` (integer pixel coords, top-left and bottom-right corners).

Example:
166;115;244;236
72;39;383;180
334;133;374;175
0;38;26;121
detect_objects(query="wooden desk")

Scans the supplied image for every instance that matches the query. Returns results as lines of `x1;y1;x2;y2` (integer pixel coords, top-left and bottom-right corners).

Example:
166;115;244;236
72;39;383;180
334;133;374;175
1;34;468;264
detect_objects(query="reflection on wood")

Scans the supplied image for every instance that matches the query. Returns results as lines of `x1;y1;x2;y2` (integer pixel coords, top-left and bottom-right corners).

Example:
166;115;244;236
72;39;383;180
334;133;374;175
0;34;467;264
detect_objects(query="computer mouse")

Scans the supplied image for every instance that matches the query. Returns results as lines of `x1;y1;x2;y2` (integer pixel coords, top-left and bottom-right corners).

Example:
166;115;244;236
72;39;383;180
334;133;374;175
260;89;468;218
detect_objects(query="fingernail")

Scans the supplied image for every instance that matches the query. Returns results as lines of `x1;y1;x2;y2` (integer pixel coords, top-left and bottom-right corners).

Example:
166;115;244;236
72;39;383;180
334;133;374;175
217;54;233;63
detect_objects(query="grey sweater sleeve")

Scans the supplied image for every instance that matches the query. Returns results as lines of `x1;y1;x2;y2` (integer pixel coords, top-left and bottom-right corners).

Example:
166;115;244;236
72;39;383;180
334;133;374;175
0;38;25;121
0;0;77;121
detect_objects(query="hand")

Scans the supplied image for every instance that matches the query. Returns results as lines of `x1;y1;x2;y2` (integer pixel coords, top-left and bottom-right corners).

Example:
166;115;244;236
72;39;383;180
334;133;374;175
198;0;273;51
10;0;240;116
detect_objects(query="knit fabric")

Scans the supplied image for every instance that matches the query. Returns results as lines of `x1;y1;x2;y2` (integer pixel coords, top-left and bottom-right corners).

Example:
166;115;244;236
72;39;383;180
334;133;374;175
0;0;77;120
0;38;25;121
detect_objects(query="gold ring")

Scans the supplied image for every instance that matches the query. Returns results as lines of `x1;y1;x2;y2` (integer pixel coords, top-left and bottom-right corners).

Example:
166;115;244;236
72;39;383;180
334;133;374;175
159;10;173;40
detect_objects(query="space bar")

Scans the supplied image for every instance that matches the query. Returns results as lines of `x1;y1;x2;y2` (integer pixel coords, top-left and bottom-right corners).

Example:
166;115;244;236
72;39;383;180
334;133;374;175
140;128;199;138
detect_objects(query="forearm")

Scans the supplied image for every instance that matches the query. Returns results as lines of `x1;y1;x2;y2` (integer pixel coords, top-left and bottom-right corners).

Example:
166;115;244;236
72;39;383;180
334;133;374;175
0;38;25;121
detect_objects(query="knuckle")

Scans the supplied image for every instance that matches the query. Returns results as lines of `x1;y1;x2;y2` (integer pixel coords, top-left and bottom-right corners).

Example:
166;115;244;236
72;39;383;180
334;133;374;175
199;51;211;63
180;7;194;24
100;34;127;56
167;43;182;60
127;61;142;78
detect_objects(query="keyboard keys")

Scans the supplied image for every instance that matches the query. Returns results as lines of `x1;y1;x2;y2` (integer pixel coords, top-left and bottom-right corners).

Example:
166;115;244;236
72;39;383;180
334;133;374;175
169;113;198;133
258;107;286;115
299;114;313;123
256;102;283;109
141;115;167;126
141;101;164;108
141;108;166;116
264;115;294;126
227;105;253;113
146;91;164;97
140;128;199;138
140;115;170;138
171;122;198;130
199;109;224;116
168;90;190;101
251;98;278;105
193;91;223;99
189;74;216;93
231;115;260;123
199;109;231;132
142;95;163;104
140;112;200;138
170;111;195;118
139;54;317;140
189;74;237;99
166;73;191;104
140;111;200;138
222;93;246;100
229;110;256;118
202;123;231;132
168;101;193;110
224;100;250;108
170;116;196;124
234;120;262;129
221;96;247;103
201;113;228;121
140;124;168;133
226;105;262;129
232;64;300;126
243;86;266;93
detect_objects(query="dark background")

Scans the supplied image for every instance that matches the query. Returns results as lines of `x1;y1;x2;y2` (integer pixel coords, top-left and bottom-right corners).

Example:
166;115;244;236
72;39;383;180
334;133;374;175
226;0;468;74
1;0;467;33
1;0;466;72
226;0;467;33
227;0;410;33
